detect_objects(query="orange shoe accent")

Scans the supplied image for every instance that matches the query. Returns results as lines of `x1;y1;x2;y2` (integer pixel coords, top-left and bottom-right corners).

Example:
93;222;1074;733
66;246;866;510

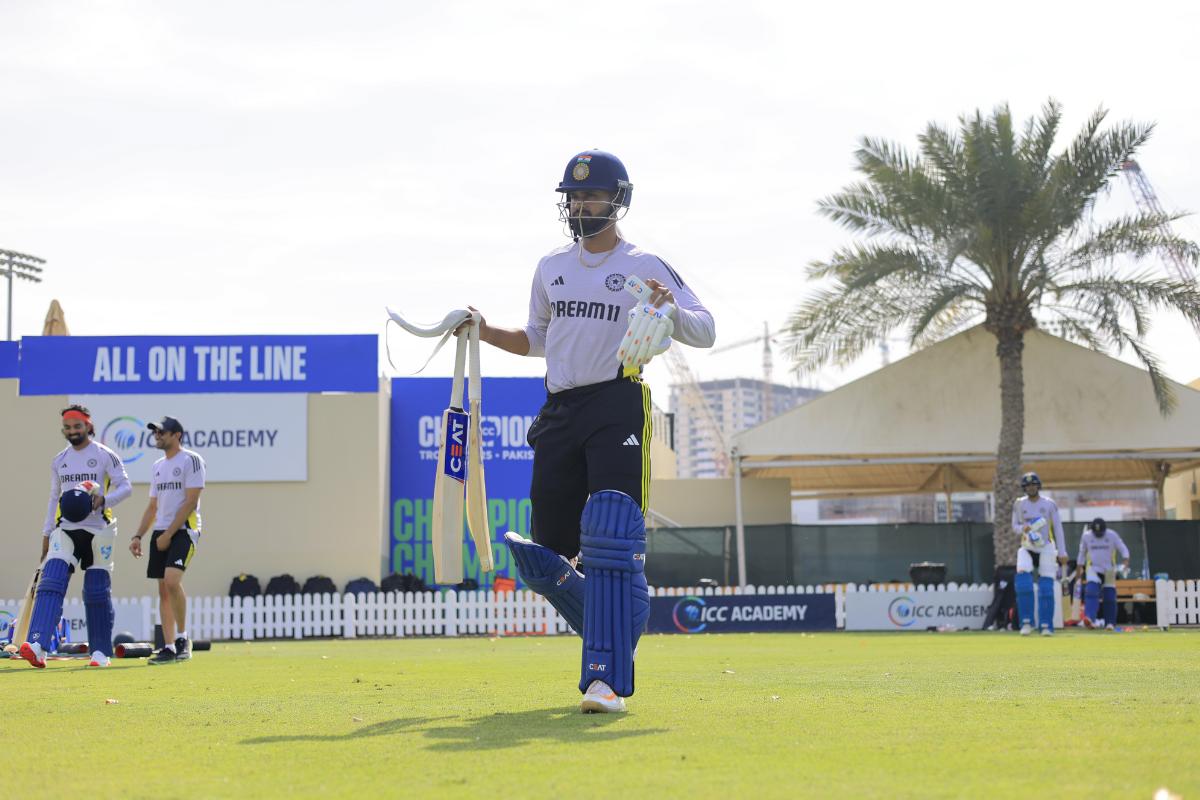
19;643;46;669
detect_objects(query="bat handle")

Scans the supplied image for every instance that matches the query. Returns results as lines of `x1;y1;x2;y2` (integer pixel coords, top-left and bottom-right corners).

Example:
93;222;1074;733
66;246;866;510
468;313;482;404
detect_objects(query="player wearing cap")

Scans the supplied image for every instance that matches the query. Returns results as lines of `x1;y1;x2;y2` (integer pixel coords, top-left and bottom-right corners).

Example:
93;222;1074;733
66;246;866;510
18;405;132;668
131;416;206;665
462;149;715;712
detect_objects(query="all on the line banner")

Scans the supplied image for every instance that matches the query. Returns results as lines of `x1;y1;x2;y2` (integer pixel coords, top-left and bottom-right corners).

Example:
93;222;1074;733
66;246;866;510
19;335;377;395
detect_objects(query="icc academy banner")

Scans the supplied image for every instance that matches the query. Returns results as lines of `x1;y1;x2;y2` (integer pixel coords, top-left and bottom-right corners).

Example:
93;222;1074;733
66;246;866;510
69;393;307;483
647;593;838;634
844;589;993;630
390;377;545;588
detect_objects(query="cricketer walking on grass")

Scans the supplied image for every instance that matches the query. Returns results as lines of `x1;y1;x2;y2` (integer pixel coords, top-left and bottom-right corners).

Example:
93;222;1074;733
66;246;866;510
131;416;206;665
1011;471;1068;636
18;405;132;668
1077;518;1130;629
462;149;715;713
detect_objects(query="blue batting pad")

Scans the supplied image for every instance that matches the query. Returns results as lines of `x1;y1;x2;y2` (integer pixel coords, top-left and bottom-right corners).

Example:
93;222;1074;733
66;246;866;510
28;558;70;647
83;568;114;657
579;490;648;698
1102;585;1117;627
1084;580;1100;622
505;532;584;636
1015;571;1034;626
1038;576;1056;631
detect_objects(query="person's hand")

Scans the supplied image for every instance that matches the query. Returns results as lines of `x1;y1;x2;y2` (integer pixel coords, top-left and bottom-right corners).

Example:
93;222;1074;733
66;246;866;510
130;536;143;558
1057;555;1069;566
92;494;106;511
156;534;171;552
643;278;675;308
1021;524;1031;533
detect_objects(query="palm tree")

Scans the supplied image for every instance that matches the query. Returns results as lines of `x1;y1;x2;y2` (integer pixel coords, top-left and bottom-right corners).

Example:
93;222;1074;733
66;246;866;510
785;100;1200;563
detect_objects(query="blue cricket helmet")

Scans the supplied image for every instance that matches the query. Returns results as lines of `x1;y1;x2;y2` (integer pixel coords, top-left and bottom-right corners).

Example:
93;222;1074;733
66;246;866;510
59;488;93;524
556;149;633;208
1020;471;1041;488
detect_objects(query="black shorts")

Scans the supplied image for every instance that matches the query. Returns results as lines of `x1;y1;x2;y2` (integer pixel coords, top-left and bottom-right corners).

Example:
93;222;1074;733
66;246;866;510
61;529;97;571
527;376;651;558
147;529;196;579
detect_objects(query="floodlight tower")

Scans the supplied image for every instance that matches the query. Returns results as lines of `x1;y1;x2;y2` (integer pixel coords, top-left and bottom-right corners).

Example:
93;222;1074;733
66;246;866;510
0;248;46;340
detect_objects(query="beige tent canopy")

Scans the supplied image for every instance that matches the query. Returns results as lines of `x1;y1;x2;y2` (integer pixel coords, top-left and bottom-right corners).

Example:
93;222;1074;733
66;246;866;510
726;326;1200;584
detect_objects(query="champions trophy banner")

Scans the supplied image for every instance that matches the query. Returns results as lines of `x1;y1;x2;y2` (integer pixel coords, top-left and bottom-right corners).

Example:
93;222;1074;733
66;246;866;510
844;589;993;630
390;377;545;588
19;334;376;395
0;341;16;378
647;593;838;634
69;393;307;482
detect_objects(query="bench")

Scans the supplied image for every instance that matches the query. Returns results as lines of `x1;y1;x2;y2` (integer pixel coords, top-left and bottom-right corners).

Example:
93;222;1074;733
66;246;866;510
1116;579;1156;624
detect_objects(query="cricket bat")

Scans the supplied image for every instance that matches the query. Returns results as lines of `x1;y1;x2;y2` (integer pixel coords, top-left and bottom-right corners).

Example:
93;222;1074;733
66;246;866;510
8;567;40;651
431;331;469;585
465;318;494;572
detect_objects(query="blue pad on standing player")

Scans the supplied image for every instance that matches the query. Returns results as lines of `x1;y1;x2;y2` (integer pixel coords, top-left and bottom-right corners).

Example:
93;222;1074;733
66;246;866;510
578;490;650;698
1015;571;1034;626
1037;576;1055;631
83;568;115;657
1084;580;1100;621
27;557;70;648
1102;585;1117;626
504;532;584;636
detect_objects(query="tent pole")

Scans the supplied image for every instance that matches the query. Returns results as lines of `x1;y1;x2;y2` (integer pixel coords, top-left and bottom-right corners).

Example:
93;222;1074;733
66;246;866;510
733;448;747;588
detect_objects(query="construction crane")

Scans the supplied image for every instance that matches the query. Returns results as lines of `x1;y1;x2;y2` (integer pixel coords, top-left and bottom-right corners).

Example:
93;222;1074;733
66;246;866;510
710;321;780;426
662;345;730;477
1120;160;1196;282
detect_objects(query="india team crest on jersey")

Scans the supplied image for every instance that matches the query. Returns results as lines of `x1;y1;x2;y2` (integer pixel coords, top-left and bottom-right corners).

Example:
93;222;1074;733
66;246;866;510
605;273;626;292
572;161;590;181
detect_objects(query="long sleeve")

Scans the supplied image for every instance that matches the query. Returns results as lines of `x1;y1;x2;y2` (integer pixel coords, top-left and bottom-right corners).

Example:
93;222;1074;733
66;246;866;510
1051;504;1066;556
104;455;132;508
1011;498;1023;536
43;462;61;534
1114;532;1131;561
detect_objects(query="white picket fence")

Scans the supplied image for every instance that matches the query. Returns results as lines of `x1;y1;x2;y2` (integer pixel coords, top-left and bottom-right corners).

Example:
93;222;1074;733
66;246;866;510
1155;579;1200;627
7;580;1193;643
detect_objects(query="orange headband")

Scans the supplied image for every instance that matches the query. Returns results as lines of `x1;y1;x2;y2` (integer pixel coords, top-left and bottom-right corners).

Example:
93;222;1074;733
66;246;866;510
63;410;91;423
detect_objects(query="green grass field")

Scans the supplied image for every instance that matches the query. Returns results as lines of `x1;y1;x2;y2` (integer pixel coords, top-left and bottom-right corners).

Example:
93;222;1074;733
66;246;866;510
5;631;1198;799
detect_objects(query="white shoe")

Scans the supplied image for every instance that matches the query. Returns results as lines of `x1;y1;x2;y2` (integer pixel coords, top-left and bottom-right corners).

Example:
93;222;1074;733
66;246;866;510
1041;627;1054;637
1019;624;1032;636
1105;623;1115;631
580;680;626;714
88;651;110;667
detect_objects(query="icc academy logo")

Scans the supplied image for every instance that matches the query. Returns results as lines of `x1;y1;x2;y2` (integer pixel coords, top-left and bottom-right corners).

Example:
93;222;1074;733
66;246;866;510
101;416;153;464
887;596;918;628
672;596;707;634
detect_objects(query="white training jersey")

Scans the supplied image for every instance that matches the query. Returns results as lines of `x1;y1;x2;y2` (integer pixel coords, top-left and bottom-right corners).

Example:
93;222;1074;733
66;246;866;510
150;448;207;538
43;441;132;534
523;239;716;393
1011;494;1067;556
1077;529;1130;574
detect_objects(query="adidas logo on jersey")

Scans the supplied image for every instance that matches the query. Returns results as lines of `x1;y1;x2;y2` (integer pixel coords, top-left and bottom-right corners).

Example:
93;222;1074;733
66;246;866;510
173;559;184;566
551;275;565;286
622;434;640;446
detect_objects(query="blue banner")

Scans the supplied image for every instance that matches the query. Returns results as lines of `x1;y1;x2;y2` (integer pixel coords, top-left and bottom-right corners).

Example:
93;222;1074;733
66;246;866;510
0;341;16;378
647;593;838;634
390;377;545;588
18;335;377;394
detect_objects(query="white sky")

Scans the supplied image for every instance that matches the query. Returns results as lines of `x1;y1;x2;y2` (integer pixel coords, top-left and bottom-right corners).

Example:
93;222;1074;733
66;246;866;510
3;0;1199;402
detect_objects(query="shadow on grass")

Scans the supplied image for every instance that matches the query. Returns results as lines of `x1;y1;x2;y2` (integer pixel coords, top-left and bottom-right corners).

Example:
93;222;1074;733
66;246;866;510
241;716;445;745
421;706;667;751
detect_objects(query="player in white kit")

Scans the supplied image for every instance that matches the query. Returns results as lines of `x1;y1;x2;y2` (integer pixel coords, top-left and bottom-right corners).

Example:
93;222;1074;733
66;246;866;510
131;416;206;665
464;149;715;712
1077;518;1130;629
1011;472;1068;636
19;405;132;668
